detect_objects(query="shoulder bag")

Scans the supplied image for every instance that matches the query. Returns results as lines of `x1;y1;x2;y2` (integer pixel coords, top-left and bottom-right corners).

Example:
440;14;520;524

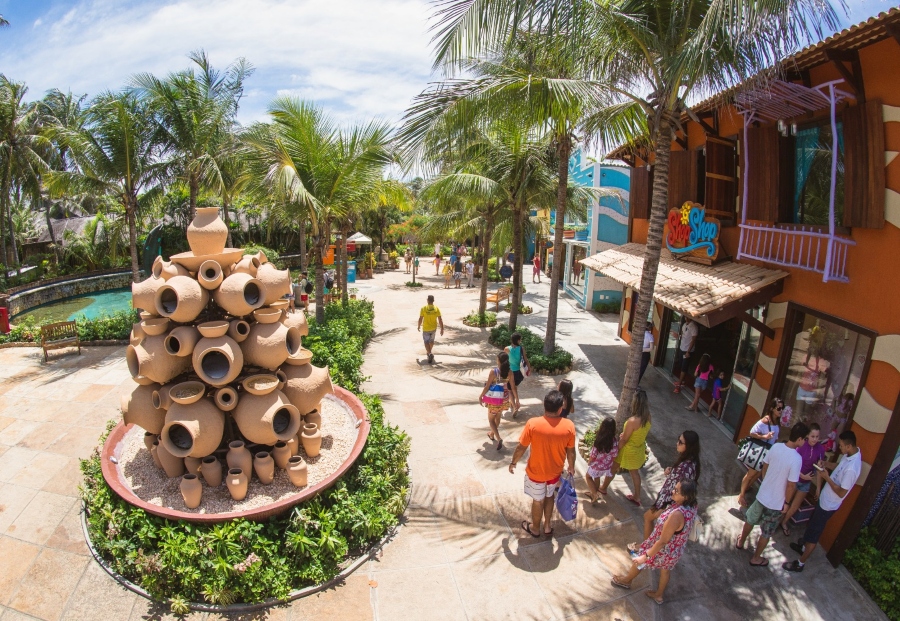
481;368;507;406
737;424;772;470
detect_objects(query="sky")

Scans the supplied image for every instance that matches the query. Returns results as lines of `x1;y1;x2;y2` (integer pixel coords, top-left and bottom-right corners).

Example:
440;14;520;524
0;0;895;127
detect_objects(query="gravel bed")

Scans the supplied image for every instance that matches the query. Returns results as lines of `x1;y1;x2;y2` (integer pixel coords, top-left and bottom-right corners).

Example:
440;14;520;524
118;394;358;513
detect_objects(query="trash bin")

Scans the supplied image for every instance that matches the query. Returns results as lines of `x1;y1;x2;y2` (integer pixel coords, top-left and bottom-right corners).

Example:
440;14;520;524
347;261;356;283
0;307;8;334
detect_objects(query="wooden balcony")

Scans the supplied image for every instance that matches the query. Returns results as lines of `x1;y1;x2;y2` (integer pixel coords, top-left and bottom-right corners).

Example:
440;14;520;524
737;223;854;283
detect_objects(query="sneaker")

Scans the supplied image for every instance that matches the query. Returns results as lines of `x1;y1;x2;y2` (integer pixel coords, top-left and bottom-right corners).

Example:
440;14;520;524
789;542;804;555
782;560;804;573
673;383;681;394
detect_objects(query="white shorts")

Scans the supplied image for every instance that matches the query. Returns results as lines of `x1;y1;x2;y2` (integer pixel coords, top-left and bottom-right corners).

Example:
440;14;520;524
524;474;559;501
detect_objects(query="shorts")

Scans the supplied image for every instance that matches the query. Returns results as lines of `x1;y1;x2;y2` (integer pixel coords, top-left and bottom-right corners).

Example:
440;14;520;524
694;378;708;390
453;272;461;280
796;480;811;493
524;475;559;501
512;370;525;386
300;295;309;302
422;330;436;344
802;504;837;544
744;500;783;537
674;348;688;372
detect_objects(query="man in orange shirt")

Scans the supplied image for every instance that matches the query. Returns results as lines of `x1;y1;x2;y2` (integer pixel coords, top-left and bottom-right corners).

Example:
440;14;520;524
509;390;576;537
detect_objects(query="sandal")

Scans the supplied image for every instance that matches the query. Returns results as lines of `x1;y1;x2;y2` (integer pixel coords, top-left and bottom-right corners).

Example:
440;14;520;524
735;535;745;550
781;523;791;537
749;558;769;567
644;591;664;606
497;439;504;451
625;494;641;507
610;576;632;590
487;432;496;442
544;528;554;537
520;521;540;538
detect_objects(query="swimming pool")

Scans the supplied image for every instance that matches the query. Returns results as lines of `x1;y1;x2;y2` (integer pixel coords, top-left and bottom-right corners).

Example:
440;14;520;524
15;288;134;324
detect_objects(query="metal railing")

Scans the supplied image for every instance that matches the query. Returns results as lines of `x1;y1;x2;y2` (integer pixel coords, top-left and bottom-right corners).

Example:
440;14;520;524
737;223;855;283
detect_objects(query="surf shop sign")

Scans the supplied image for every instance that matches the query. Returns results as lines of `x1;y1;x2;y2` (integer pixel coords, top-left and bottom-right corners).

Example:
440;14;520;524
666;201;721;263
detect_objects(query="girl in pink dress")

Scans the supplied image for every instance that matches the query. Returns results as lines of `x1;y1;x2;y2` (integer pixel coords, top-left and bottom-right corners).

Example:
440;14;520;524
584;418;619;503
612;480;699;605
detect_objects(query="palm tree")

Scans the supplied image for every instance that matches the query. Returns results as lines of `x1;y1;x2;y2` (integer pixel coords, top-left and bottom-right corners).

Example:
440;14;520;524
133;50;253;221
244;98;393;323
204;133;252;248
431;0;842;421
46;92;167;282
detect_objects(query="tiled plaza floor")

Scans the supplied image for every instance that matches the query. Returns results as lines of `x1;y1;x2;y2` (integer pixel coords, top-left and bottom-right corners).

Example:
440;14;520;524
0;262;885;620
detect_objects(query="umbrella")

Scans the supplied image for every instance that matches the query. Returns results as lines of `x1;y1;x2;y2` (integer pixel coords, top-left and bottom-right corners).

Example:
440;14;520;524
346;232;372;244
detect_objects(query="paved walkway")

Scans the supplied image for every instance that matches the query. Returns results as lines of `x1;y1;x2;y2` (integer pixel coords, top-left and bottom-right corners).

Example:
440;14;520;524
0;262;884;620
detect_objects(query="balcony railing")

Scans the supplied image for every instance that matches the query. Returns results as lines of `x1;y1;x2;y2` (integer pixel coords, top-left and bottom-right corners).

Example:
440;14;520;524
737;223;855;283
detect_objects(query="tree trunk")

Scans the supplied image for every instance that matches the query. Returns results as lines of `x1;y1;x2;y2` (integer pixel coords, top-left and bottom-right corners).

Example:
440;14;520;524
544;137;572;355
299;215;308;272
339;224;349;305
126;195;140;283
314;234;325;324
189;172;198;222
508;203;524;330
3;159;19;268
43;196;60;263
0;175;8;268
478;215;494;317
222;197;233;248
615;122;674;424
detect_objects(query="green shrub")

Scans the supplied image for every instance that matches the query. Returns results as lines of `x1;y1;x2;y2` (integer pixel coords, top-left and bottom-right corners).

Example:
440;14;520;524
242;244;281;264
463;311;497;327
0;309;138;344
305;299;375;391
592;300;620;314
405;281;423;288
488;324;573;373
846;528;900;620
504;303;533;314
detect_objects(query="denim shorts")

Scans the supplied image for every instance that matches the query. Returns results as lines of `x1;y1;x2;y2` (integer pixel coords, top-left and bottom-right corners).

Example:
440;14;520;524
796;480;811;493
694;378;709;390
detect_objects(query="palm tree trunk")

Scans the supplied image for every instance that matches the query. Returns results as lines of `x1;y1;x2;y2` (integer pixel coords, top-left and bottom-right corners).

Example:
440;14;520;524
43;196;60;263
299;215;308;272
126;196;140;283
223;197;233;248
339;224;349;304
314;234;325;324
0;179;8;269
189;173;199;222
544;136;571;355
4;158;19;268
509;202;524;331
478;215;494;317
615;122;674;424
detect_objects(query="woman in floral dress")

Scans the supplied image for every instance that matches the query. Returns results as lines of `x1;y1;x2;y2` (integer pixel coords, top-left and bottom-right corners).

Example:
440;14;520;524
635;430;701;541
612;480;699;605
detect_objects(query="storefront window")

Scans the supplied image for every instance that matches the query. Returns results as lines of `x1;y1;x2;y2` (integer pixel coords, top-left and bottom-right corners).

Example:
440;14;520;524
779;308;871;446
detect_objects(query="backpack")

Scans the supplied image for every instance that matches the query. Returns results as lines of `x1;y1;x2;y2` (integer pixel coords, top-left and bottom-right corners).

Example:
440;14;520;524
304;282;313;294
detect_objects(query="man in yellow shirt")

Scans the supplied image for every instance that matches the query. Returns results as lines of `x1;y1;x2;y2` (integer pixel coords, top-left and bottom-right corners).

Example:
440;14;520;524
417;295;444;364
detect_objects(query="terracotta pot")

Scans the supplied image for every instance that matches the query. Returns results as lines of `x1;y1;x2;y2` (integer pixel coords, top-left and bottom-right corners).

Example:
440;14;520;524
286;436;298;456
143;432;157;451
226;440;252;475
168;381;207;405
226;468;249;501
242;374;279;396
244;322;302;370
132;276;164;315
180;473;202;508
152;256;190;281
268;300;289;312
213;272;266;317
187;207;228;256
130;322;145;347
282;311;309;336
230;255;261;277
285;347;313;366
139;311;154;320
140;317;170;336
253;451;275;484
150;439;163;468
253;307;283;324
134;375;156;386
184;456;202;475
151;384;174;410
300;423;322;457
197;259;224;290
256;263;292;305
156;440;186;478
305;407;322;429
254;250;269;265
160;399;225;458
275;368;287;391
281;363;334;415
228;319;250;343
214;386;238;411
199;455;223;487
272;441;291;469
155;276;209;323
287;456;308;487
192;335;243;386
164;326;200;357
126;335;191;385
121;383;166;434
231;390;302;445
197;320;229;338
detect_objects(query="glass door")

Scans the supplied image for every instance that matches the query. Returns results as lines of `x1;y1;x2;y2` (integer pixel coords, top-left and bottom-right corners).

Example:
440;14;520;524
721;308;763;433
662;310;683;375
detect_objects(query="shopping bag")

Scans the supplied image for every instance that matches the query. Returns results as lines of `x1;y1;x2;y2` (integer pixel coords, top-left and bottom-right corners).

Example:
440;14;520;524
689;514;703;543
555;474;578;522
522;361;531;377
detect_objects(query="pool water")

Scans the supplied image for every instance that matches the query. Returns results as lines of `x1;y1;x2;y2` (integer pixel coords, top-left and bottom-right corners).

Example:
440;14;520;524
16;288;134;324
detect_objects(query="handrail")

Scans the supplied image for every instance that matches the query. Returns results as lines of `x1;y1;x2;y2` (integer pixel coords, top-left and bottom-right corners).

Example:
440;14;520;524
737;223;854;283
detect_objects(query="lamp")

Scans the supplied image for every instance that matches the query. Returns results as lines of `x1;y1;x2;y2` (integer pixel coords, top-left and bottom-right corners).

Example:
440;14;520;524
777;120;788;137
790;123;798;136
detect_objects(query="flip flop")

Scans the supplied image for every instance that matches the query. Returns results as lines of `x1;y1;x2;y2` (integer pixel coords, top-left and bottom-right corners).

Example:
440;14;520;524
644;591;664;606
487;433;495;442
544;528;554;537
782;524;791;537
597;488;608;495
750;558;769;567
520;521;540;538
625;494;641;506
497;439;504;451
735;535;745;550
610;577;632;590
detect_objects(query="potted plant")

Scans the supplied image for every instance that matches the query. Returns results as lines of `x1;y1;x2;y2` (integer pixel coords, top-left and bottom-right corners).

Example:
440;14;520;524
365;252;376;278
388;251;399;269
349;288;358;300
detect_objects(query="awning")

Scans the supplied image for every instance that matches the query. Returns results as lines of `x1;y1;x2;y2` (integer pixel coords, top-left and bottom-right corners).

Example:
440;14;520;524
346;232;373;244
580;243;788;328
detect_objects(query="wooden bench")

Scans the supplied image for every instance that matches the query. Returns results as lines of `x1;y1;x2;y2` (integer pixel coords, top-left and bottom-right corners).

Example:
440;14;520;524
40;321;81;362
486;286;511;311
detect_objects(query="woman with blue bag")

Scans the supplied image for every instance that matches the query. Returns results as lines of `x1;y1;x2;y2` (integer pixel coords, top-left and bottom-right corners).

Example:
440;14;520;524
480;352;517;451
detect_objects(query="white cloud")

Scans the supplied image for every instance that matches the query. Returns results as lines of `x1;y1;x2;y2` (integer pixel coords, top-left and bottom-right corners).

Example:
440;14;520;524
32;18;42;28
1;0;437;125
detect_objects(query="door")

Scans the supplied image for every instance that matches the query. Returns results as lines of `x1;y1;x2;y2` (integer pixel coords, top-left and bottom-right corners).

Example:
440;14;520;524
721;308;764;433
662;310;684;375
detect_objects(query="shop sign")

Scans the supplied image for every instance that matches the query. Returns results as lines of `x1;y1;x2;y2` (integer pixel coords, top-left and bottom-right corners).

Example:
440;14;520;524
666;201;721;263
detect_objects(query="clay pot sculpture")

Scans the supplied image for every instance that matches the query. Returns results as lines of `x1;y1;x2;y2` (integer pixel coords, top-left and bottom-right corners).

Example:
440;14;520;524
300;423;322;457
197;320;229;338
187;207;228;256
199;455;223;487
285;347;313;366
126;335;191;385
155;276;209;323
192;335;244;386
213;272;266;317
151;384;174;410
150;439;163;468
184;456;202;475
287;456;308;487
121;383;166;434
143;432;157;451
305;407;322;429
168;381;207;405
275;369;287;391
281;363;334;416
253;307;283;324
226;440;252;475
160;399;225;458
152;256;190;280
227;319;250;342
231;390;302;445
244;322;302;370
230;254;260;277
214;386;238;411
180;473;202;509
256;263;292;305
198;259;224;290
156;440;186;478
286;436;298;456
130;322;145;347
282;310;309;336
272;441;291;469
134;375;156;386
242;374;279;396
268;300;289;312
132;276;164;315
164;326;201;357
254;250;269;265
226;468;249;501
140;317;170;336
253;451;275;484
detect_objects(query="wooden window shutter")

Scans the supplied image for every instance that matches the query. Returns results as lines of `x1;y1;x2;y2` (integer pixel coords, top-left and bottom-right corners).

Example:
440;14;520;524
843;98;885;229
745;125;780;221
630;166;651;219
667;149;698;210
704;137;737;222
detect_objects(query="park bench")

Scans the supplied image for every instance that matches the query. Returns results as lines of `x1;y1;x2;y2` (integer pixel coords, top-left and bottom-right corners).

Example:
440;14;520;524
486;286;511;311
40;320;81;362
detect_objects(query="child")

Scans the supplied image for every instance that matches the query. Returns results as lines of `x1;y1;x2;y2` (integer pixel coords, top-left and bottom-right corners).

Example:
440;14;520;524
709;371;729;419
585;418;619;503
686;353;712;412
442;262;452;288
558;379;575;418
